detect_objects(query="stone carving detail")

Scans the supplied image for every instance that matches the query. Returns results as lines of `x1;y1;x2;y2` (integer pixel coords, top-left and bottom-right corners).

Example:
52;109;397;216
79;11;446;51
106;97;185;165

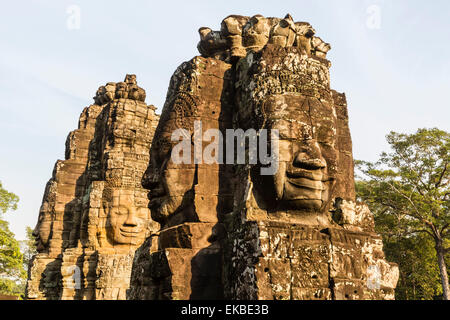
26;75;159;300
93;75;146;105
197;14;331;62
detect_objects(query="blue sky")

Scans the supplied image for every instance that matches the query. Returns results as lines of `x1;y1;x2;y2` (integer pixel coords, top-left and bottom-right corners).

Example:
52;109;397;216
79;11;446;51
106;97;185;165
1;0;449;239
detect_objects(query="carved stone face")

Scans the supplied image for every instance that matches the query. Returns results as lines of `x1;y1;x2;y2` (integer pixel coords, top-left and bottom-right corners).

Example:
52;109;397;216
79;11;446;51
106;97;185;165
145;127;195;226
262;95;337;211
143;57;231;227
103;189;150;246
32;205;52;252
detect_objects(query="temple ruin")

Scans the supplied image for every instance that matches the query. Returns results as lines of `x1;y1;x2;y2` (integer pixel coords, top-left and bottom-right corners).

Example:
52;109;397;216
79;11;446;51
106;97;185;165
27;14;399;300
26;75;159;299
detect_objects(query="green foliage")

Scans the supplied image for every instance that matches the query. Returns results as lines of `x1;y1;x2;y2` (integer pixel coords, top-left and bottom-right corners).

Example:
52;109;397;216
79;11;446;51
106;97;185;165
0;278;25;297
378;223;444;299
356;128;450;300
0;181;19;214
23;226;36;271
0;181;26;297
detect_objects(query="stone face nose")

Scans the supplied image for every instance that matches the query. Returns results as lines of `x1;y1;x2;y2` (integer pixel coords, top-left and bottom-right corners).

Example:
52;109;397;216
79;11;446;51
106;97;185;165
293;154;326;170
124;209;138;227
293;141;326;170
143;164;160;190
148;171;161;191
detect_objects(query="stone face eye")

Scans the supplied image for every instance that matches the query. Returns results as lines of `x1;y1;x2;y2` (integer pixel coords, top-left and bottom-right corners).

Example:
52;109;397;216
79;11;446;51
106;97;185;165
111;207;129;216
154;137;172;164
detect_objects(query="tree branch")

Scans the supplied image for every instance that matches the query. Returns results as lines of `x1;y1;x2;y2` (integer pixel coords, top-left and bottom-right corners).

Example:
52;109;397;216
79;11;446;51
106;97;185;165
410;229;435;238
385;180;424;220
396;150;431;192
435;161;448;188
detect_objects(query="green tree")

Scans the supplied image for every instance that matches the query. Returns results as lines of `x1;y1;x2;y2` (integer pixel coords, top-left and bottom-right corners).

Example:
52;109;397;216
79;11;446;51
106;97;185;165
356;128;450;300
0;181;19;213
370;213;443;299
22;226;36;271
0;181;26;297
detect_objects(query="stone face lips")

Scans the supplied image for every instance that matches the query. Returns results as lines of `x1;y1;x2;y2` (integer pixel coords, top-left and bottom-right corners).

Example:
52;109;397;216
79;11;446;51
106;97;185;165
26;75;159;300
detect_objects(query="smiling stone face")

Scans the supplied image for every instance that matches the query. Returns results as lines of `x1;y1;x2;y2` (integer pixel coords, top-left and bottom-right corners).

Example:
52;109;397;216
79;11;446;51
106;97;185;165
234;44;343;219
264;94;337;211
103;188;150;246
142;90;199;227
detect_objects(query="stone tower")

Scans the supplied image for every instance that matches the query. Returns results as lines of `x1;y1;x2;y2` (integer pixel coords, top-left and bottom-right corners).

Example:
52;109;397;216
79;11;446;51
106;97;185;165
26;75;160;300
129;14;398;300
